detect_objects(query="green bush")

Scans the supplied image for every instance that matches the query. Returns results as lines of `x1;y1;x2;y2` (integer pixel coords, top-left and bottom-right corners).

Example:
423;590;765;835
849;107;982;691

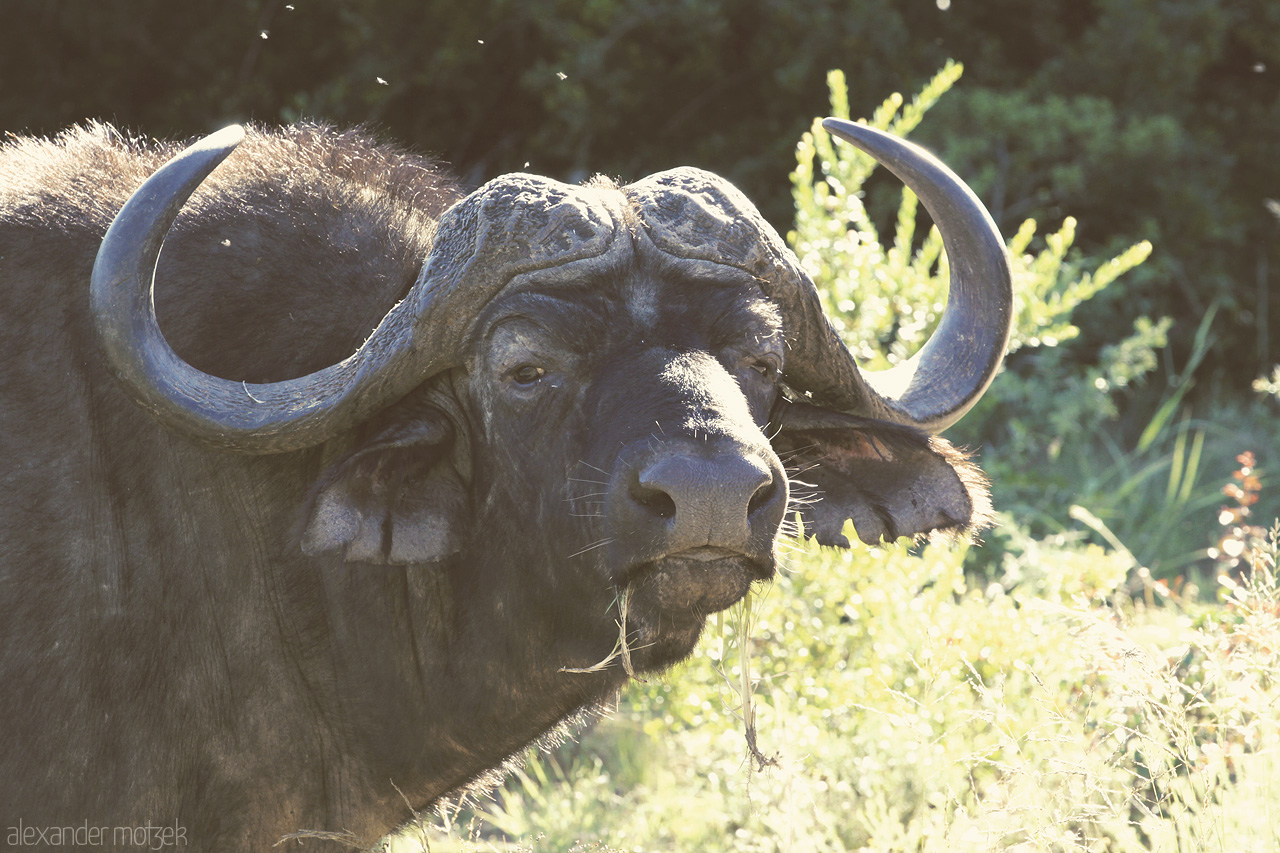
789;63;1280;579
790;65;1152;369
788;64;1248;578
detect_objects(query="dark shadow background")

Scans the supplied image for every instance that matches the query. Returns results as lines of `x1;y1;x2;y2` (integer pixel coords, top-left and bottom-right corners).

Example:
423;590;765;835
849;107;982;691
2;0;1277;390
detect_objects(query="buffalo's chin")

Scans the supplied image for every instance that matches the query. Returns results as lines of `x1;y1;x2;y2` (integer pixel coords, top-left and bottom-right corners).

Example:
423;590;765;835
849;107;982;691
621;550;773;672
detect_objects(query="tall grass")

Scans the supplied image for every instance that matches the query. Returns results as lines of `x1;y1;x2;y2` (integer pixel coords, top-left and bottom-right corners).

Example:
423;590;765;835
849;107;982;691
393;517;1279;852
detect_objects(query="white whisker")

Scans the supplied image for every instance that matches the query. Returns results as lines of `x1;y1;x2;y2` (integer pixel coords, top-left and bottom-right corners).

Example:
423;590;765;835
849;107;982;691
567;538;614;559
563;491;608;501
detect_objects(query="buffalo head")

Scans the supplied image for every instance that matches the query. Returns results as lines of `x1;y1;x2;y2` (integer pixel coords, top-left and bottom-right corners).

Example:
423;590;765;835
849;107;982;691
89;121;1010;675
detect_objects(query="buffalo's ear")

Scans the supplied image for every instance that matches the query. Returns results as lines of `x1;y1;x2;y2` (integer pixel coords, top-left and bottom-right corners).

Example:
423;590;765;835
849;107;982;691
770;397;991;547
301;399;470;565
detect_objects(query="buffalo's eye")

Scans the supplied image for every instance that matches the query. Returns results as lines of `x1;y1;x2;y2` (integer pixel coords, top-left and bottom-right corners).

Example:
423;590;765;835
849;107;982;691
511;364;546;386
747;355;781;380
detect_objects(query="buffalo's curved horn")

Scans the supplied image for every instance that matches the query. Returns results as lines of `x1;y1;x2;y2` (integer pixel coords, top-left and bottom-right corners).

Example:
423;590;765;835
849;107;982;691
813;119;1013;432
91;125;448;454
93;128;621;454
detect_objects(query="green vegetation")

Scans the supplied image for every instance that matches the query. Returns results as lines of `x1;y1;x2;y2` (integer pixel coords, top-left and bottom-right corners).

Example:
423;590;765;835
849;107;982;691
788;64;1280;580
377;68;1280;851
392;523;1280;851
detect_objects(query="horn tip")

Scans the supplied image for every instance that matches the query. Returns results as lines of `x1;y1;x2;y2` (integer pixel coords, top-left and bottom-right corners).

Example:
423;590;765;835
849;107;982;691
194;124;247;156
185;124;244;161
821;119;909;157
822;117;870;138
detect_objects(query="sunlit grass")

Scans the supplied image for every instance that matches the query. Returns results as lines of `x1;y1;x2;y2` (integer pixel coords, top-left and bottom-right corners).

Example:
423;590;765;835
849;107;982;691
382;518;1279;852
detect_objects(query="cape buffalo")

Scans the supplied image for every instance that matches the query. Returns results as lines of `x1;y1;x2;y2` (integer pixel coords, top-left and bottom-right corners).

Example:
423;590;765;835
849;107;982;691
0;119;1011;850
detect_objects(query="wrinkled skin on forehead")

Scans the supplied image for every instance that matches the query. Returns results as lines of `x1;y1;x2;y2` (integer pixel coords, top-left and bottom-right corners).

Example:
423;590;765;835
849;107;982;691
392;166;831;392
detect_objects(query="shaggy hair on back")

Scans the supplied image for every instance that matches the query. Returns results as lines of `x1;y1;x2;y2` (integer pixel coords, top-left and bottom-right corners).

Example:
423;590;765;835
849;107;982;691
0;122;464;383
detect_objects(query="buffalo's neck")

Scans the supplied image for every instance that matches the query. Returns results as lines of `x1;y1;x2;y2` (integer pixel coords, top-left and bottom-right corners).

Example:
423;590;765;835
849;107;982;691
300;544;627;821
447;547;628;762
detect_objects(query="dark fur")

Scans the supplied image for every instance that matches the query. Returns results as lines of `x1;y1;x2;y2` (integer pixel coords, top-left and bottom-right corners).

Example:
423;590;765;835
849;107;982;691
0;124;987;850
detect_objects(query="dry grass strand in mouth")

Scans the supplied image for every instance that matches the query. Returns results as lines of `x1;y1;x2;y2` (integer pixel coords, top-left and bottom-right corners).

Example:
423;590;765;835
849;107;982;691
559;585;645;682
715;585;779;772
559;578;782;768
272;828;364;848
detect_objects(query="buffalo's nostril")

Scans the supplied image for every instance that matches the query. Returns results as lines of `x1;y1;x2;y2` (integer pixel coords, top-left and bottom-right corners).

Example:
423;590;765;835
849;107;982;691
747;477;779;518
630;478;677;520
